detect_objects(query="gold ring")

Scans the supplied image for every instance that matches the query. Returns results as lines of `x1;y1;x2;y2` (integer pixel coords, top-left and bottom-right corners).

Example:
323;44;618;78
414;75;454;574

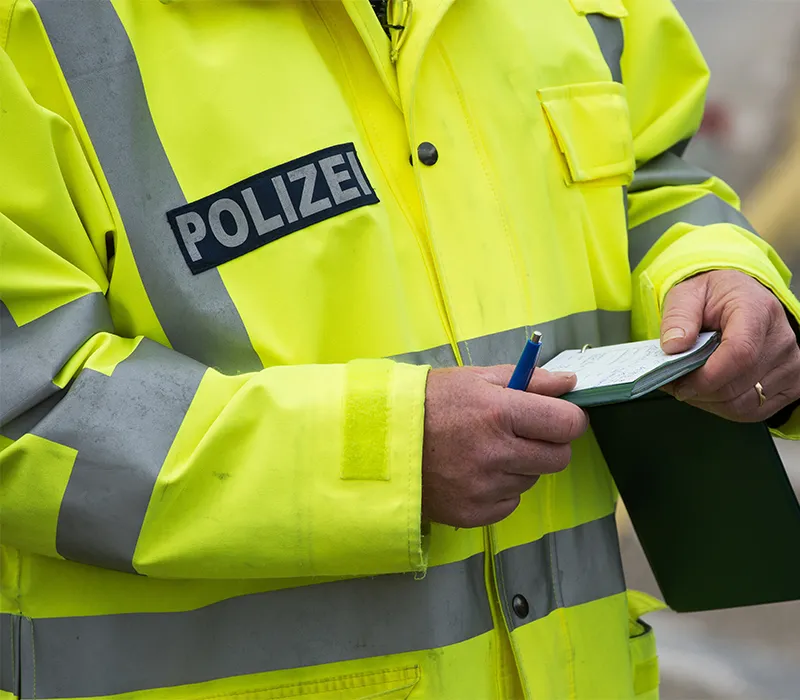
754;382;766;408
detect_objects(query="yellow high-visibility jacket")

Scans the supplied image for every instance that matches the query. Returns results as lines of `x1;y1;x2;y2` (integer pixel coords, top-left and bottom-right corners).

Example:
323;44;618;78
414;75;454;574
1;1;798;698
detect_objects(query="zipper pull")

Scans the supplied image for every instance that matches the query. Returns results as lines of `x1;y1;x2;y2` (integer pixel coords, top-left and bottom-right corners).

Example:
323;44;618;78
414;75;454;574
387;0;413;63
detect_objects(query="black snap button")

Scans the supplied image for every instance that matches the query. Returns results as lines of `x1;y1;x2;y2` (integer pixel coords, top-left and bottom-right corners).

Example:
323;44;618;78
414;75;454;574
512;594;529;619
417;141;439;166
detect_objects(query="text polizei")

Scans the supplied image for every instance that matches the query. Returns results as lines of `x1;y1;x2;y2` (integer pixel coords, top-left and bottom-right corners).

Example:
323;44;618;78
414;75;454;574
167;143;379;274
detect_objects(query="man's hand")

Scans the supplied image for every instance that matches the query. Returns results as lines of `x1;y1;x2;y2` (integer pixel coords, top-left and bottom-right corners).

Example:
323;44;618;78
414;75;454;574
660;270;800;422
422;366;587;528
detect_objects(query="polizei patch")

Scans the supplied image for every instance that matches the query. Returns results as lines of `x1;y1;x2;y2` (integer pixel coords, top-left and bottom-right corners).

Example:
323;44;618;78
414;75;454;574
166;143;379;274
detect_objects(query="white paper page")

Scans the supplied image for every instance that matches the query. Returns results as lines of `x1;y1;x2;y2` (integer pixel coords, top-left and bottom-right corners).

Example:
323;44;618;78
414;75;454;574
541;332;716;392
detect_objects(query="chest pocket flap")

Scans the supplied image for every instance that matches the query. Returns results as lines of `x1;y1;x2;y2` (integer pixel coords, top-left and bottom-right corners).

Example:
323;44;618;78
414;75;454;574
538;81;635;186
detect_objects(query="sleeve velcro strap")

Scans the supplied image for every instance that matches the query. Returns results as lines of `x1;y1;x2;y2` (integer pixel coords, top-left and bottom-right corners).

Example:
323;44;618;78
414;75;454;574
342;359;394;481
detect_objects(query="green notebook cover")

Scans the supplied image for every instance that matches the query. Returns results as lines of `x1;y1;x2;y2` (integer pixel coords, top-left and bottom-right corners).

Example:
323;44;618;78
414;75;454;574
589;394;800;612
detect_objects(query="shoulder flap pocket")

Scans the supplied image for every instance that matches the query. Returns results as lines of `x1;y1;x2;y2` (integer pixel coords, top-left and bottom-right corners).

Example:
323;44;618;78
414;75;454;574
569;0;628;18
538;81;635;186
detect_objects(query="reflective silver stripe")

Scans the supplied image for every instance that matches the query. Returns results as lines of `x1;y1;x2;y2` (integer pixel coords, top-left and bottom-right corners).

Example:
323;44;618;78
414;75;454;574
1;390;67;441
392;342;458;368
629;151;713;193
628;193;758;270
0;612;20;696
32;0;262;374
460;310;630;366
586;14;623;83
585;13;628;240
32;340;205;573
495;514;625;631
391;310;630;369
0;293;112;425
3;554;491;699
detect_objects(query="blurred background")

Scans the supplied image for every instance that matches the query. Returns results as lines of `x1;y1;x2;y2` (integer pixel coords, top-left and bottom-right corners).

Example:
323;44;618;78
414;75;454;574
619;2;800;697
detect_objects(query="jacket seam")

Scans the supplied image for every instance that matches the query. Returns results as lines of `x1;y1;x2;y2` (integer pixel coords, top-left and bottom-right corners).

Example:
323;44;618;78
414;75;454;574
435;40;535;326
312;0;461;364
341;0;402;110
2;0;19;49
196;666;420;700
407;388;415;571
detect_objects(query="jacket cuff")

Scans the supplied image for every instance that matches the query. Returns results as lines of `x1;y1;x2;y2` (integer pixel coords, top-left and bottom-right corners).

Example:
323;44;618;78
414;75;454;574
769;407;800;440
631;222;800;439
334;359;431;575
132;358;431;579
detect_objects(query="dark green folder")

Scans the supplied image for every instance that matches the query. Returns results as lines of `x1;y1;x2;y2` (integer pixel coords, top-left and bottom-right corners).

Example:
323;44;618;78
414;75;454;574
589;394;800;612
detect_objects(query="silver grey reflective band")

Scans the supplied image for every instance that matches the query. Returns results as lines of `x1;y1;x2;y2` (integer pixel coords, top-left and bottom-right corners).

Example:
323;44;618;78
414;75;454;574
585;13;627;236
0;390;67;441
391;309;630;369
628;193;758;270
392;341;459;368
0;612;19;696
0;294;111;426
460;310;630;367
629;151;713;193
495;514;626;631
586;14;623;84
31;0;262;374
32;340;205;573
0;554;492;699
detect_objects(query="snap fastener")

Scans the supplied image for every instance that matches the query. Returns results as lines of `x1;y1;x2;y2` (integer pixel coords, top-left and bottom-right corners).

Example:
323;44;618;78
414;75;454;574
417;141;439;166
511;594;529;619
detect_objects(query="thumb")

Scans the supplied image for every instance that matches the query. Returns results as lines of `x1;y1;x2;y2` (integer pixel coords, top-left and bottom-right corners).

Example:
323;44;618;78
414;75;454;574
660;276;706;354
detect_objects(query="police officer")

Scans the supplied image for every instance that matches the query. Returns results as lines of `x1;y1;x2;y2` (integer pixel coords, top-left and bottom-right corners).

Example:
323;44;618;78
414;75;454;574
1;0;798;698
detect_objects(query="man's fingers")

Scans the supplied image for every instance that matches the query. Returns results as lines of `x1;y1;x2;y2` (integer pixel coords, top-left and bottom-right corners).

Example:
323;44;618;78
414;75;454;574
685;357;800;422
469;364;516;387
504;439;573;475
673;305;767;401
524;367;578;396
481;497;522;527
471;365;577;396
489;473;541;500
505;392;588;443
694;323;800;403
661;276;706;354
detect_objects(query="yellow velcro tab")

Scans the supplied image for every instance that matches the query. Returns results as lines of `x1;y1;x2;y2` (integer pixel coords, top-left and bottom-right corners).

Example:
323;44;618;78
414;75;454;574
341;359;393;481
569;0;628;18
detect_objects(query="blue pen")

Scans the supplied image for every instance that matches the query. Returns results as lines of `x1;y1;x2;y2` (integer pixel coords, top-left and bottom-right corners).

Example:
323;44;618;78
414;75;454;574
508;331;543;391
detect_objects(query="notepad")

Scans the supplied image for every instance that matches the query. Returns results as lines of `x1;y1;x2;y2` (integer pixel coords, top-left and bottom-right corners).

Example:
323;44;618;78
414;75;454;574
542;331;721;407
